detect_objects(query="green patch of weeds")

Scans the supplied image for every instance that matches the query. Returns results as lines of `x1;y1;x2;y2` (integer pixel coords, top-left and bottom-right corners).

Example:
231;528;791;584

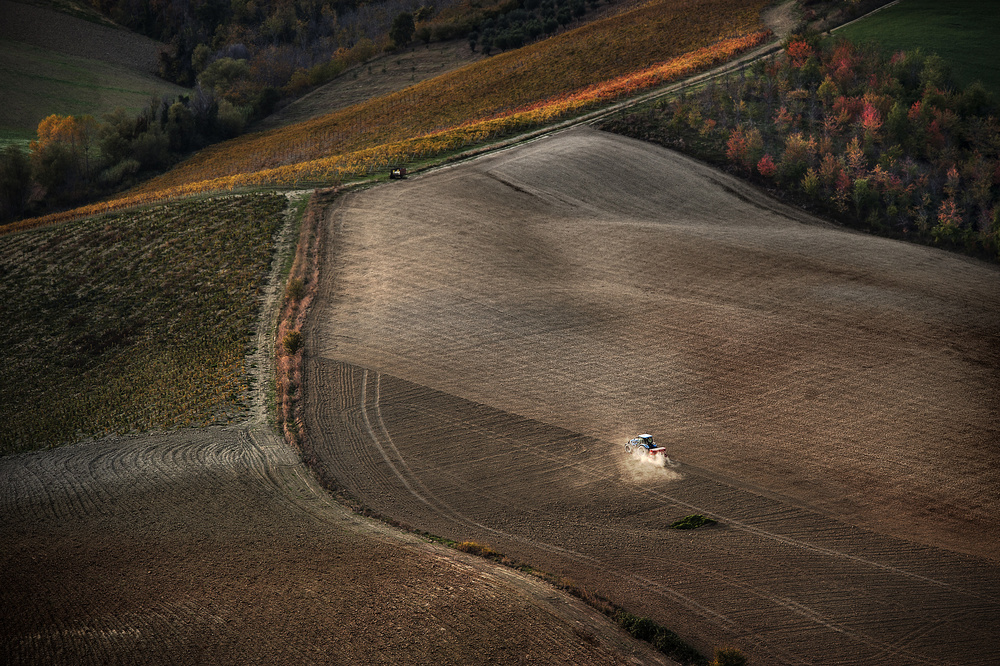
615;609;707;664
670;514;718;530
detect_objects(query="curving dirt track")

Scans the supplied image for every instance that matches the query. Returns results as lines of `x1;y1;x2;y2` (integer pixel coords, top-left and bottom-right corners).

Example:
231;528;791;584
303;126;1000;664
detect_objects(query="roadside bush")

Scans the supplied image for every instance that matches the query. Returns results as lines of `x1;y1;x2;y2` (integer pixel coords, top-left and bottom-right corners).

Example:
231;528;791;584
710;647;749;666
615;610;706;664
616;612;659;641
286;277;305;301
455;541;500;558
283;330;303;355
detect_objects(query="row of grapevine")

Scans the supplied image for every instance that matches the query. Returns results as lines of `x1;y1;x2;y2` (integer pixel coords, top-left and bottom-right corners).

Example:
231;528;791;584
4;0;772;232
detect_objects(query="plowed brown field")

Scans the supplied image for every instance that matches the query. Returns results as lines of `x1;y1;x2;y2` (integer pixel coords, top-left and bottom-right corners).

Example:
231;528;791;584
303;126;1000;664
1;425;673;665
1;188;672;665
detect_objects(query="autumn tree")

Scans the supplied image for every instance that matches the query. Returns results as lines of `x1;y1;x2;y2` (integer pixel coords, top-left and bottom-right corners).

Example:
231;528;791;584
390;12;415;49
0;145;32;222
29;114;98;199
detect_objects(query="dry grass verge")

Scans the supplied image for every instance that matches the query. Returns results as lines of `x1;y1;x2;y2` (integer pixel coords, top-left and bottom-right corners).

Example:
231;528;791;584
274;187;338;447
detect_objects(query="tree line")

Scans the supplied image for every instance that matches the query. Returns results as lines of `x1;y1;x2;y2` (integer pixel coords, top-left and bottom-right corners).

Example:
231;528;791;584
601;36;1000;260
0;89;249;223
92;0;611;114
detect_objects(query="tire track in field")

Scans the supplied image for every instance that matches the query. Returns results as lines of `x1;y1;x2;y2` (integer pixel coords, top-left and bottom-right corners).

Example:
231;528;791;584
306;360;1000;665
351;366;746;642
380;371;989;601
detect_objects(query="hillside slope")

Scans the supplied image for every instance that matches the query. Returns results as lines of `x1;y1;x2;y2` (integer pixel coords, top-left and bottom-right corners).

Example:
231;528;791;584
303;125;1000;664
0;0;186;143
1;425;675;665
128;0;770;194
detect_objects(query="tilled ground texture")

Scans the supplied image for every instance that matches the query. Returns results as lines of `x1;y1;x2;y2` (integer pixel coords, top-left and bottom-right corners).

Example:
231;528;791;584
303;126;1000;664
1;426;673;665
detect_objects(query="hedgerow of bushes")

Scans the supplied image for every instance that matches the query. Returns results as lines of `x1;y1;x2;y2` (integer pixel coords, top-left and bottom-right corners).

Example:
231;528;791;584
0;91;257;224
600;36;1000;260
0;193;286;454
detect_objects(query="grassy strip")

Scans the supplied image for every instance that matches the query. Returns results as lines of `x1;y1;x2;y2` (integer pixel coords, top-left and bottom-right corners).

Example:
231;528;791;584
272;184;390;514
0;193;286;454
836;0;1000;96
273;187;338;446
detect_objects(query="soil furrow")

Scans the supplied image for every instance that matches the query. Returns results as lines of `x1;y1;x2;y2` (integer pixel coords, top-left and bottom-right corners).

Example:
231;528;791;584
304;127;1000;664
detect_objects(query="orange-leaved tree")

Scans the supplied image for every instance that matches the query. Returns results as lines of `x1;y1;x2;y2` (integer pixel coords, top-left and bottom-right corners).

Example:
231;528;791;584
29;114;100;195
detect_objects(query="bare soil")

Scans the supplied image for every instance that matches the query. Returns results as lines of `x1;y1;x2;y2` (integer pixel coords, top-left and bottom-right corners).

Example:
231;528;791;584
1;427;671;665
302;126;1000;664
1;189;674;665
762;0;799;38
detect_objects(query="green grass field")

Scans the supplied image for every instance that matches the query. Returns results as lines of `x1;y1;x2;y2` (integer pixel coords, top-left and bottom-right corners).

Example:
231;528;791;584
837;0;1000;95
0;194;287;454
0;38;188;147
21;0;119;27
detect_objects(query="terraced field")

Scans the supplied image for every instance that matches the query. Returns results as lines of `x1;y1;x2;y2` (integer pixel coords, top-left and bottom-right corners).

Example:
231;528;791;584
303;126;1000;664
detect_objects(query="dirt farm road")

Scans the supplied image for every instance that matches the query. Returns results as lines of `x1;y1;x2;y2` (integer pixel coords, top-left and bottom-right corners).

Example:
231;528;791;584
303;126;1000;664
